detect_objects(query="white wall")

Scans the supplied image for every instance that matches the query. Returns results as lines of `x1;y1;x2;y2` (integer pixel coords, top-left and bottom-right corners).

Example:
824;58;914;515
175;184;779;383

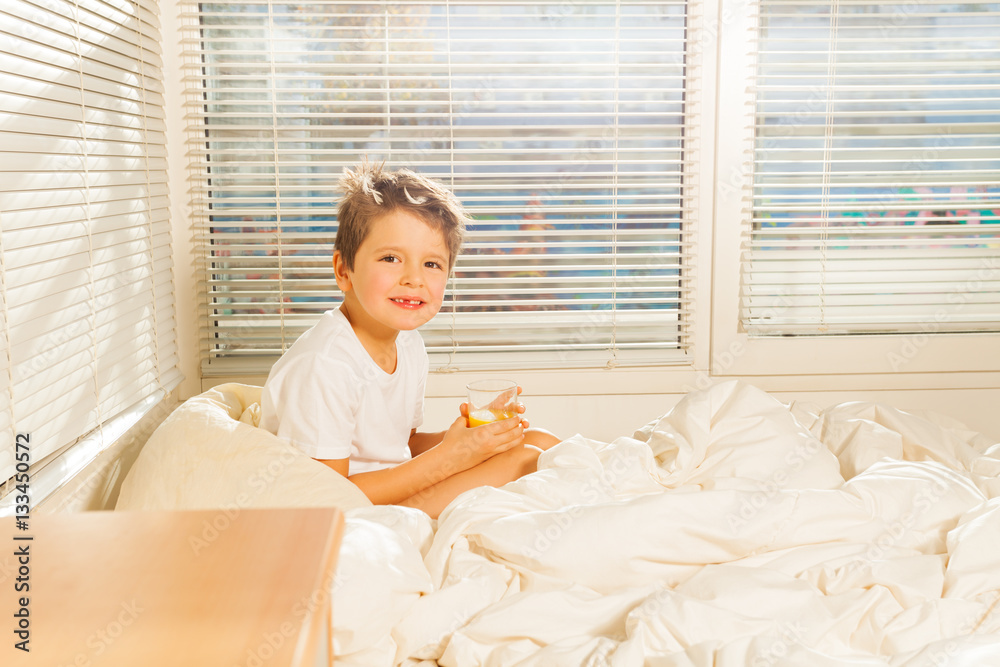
430;388;1000;444
213;370;1000;446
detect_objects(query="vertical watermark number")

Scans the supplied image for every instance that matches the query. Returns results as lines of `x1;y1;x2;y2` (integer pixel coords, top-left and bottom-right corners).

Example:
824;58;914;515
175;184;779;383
12;433;32;653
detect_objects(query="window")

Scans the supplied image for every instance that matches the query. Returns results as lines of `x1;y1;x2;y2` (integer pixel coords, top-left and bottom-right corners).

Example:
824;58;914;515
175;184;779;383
711;0;1000;377
0;0;180;487
744;0;1000;335
185;0;698;374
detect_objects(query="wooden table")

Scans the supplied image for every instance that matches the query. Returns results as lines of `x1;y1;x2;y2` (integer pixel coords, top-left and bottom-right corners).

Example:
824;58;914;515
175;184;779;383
1;507;344;666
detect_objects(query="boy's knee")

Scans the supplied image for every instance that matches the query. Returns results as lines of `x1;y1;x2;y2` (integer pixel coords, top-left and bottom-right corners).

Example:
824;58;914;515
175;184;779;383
524;427;560;451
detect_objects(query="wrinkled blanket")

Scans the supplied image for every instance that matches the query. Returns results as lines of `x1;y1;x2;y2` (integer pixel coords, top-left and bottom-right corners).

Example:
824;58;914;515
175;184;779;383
332;381;1000;666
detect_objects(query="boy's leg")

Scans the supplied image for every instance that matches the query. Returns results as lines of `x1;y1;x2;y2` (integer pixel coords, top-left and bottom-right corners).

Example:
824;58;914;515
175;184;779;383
524;426;561;451
397;444;542;519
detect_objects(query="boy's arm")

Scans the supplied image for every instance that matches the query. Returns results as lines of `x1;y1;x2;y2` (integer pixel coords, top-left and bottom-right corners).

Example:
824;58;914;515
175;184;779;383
315;415;524;506
319;457;349;477
407;428;444;457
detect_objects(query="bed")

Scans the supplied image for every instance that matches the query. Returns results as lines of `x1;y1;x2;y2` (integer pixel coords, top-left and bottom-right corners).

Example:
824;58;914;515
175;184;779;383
116;381;1000;666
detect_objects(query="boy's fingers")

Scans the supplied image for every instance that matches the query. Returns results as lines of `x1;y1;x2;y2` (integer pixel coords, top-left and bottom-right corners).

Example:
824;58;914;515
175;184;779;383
489;414;521;435
501;422;526;446
473;417;518;445
491;433;521;454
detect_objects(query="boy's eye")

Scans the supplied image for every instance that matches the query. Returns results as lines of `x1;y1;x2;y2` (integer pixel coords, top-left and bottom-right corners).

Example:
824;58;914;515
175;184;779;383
425;261;443;270
380;255;399;263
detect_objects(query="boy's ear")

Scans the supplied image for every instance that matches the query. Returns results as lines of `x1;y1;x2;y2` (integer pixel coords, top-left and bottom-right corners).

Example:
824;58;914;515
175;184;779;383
332;250;353;292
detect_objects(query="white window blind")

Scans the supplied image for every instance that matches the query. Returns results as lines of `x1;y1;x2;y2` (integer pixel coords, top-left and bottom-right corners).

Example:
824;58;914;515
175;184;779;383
744;0;1000;335
0;0;181;486
184;0;696;373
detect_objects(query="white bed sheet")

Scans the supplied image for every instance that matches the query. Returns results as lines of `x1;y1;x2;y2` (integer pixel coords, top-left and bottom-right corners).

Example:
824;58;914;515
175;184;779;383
333;381;1000;666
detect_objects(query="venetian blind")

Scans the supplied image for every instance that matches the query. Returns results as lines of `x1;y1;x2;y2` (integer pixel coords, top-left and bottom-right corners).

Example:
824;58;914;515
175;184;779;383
184;0;696;373
0;0;181;485
744;0;1000;335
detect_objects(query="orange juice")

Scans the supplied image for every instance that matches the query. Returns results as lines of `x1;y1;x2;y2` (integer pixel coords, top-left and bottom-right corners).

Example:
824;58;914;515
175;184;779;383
468;408;516;427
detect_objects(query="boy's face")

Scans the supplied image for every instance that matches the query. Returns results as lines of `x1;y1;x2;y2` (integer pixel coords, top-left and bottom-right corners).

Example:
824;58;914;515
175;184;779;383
334;209;451;337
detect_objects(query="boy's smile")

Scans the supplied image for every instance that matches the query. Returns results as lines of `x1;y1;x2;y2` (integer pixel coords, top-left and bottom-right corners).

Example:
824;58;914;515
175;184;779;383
334;209;451;350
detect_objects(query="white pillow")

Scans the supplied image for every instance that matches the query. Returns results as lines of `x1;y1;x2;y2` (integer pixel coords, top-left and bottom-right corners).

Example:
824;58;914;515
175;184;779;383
116;383;372;512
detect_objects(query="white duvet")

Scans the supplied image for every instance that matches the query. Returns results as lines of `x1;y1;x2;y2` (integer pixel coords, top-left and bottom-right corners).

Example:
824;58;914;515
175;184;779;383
333;381;1000;666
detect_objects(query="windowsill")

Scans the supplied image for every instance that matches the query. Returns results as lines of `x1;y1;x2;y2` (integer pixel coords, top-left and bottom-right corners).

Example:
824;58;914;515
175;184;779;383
0;388;181;514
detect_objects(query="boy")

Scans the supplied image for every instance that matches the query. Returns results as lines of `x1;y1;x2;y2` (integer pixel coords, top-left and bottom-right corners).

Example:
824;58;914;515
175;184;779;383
260;161;559;519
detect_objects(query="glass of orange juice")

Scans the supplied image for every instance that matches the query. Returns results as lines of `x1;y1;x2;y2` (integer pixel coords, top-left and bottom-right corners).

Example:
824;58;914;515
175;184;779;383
466;379;518;427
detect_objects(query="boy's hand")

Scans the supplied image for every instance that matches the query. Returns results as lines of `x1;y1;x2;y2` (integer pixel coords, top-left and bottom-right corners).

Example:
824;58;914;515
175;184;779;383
440;411;525;473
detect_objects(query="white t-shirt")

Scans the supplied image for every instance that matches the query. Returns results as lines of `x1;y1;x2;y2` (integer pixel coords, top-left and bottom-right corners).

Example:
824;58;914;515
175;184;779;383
259;308;427;474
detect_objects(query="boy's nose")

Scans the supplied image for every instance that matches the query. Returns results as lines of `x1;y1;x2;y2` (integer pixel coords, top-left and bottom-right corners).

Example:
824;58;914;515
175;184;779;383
400;268;423;287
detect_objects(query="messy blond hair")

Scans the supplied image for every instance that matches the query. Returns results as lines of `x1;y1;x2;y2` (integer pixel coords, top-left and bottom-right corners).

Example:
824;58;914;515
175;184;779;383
335;160;468;271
